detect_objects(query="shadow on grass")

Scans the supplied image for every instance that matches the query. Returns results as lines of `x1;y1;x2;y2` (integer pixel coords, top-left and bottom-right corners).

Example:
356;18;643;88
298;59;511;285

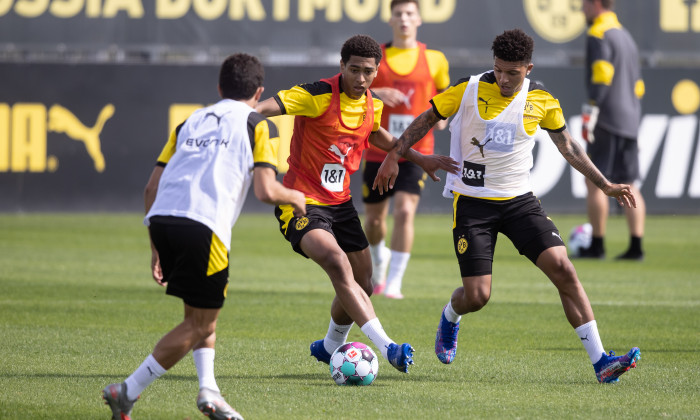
7;366;639;388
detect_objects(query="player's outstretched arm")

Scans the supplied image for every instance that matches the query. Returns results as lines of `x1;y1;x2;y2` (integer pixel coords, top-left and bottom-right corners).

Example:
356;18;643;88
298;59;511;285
549;129;636;208
370;128;401;194
370;109;458;194
253;166;306;217
400;146;459;185
394;109;459;177
396;108;441;156
256;97;283;117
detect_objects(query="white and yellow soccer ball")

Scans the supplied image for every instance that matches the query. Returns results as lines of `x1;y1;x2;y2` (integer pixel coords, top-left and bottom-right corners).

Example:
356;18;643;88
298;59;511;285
330;342;378;386
568;223;593;257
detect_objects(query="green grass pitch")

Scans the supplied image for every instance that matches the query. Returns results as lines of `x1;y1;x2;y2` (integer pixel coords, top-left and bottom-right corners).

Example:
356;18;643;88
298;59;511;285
0;212;698;419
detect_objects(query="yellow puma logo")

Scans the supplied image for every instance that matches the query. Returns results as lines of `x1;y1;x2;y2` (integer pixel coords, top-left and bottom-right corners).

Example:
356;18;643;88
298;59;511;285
471;136;492;158
48;104;114;172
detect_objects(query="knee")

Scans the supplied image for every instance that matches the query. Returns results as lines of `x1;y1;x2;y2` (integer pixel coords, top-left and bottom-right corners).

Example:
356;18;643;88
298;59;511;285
186;318;217;342
548;256;578;285
317;248;347;271
319;250;356;285
393;206;414;226
459;286;490;312
197;323;217;340
470;289;490;311
365;215;383;232
394;205;410;220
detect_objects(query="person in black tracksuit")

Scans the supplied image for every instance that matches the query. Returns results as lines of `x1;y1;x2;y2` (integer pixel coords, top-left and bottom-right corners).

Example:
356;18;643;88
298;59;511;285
579;0;646;261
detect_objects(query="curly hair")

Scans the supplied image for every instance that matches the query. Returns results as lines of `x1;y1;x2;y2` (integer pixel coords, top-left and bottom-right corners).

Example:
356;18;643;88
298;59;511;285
340;35;382;65
491;29;534;63
218;53;264;100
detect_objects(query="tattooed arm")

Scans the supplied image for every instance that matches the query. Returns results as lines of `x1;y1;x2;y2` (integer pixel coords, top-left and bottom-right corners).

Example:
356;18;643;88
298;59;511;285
372;109;444;193
395;109;442;156
549;129;636;208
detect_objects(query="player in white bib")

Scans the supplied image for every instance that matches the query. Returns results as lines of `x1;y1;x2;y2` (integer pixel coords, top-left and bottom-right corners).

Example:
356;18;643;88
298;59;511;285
102;53;306;420
374;29;641;384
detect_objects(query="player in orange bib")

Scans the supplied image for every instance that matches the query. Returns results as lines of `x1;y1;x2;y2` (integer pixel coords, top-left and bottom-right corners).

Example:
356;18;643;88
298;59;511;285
362;0;450;299
257;34;458;373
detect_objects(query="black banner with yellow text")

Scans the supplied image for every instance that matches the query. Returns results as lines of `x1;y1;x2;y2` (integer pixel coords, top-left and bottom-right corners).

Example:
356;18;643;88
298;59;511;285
1;62;699;213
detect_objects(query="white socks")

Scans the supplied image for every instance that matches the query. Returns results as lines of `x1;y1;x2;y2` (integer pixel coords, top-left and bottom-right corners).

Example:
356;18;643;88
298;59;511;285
385;250;410;294
124;349;220;401
124;354;166;401
575;320;606;364
443;301;462;324
360;318;395;359
369;240;386;262
323;319;354;354
193;348;220;393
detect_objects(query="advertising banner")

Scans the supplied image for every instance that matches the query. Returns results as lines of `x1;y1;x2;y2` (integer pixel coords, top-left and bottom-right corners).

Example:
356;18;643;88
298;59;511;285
1;62;698;213
1;1;699;65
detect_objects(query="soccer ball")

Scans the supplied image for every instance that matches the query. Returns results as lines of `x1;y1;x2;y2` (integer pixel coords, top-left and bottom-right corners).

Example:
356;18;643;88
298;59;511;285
568;223;592;256
329;342;378;386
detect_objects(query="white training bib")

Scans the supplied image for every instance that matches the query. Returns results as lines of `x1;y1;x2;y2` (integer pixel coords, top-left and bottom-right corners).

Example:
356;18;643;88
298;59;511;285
145;99;256;250
444;71;535;198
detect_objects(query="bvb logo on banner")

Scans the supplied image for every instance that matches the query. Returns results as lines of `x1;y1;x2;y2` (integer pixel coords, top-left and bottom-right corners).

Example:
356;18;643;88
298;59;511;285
522;0;587;43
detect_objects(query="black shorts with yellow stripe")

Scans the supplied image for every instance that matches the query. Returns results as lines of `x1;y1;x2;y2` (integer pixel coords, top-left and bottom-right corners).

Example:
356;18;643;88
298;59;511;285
148;216;229;309
274;199;369;258
452;193;564;277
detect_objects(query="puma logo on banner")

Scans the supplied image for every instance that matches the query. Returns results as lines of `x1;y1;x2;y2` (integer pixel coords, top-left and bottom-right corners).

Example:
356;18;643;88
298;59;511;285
48;104;114;172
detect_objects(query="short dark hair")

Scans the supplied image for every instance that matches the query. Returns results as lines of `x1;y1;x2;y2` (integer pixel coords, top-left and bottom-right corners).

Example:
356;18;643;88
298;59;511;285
491;29;534;63
218;53;264;100
340;35;382;65
390;0;419;10
601;0;614;9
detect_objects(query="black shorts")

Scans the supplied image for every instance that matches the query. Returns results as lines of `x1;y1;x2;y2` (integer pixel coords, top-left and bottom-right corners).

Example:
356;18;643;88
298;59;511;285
362;160;426;203
274;199;369;258
587;127;640;184
452;193;564;277
148;216;229;309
